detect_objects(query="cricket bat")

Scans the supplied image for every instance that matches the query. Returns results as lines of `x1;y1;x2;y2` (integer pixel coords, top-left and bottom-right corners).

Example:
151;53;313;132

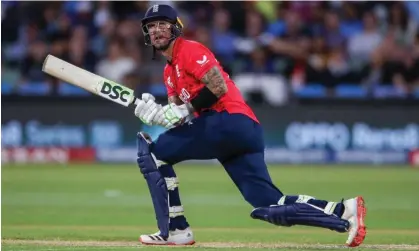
42;54;140;107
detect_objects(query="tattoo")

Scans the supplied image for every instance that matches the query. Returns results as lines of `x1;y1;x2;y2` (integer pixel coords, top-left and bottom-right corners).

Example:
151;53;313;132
168;96;184;105
201;66;228;97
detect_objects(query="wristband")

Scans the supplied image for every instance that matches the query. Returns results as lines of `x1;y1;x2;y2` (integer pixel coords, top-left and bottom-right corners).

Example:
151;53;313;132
190;86;219;112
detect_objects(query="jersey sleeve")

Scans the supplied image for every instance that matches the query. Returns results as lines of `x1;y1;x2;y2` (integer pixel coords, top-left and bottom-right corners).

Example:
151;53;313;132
165;82;176;98
183;45;219;80
163;66;177;97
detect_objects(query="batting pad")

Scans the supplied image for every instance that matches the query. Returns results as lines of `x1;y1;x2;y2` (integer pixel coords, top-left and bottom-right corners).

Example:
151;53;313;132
137;133;170;238
251;203;349;233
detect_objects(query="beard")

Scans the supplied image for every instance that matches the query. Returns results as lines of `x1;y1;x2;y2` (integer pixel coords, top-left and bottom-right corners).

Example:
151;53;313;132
153;37;173;51
154;41;171;51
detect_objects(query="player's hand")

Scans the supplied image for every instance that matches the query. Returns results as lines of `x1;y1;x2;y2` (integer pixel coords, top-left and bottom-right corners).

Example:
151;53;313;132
152;111;176;129
134;98;161;126
141;93;155;103
154;103;192;128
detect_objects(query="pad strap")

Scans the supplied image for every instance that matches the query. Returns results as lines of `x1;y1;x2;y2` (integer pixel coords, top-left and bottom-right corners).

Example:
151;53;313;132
165;177;179;191
169;205;184;218
278;195;314;205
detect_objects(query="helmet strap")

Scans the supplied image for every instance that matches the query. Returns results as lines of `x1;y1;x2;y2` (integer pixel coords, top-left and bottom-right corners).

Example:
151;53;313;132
152;47;156;60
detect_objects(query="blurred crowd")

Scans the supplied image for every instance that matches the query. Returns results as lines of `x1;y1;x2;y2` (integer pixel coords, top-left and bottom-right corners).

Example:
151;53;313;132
2;1;419;100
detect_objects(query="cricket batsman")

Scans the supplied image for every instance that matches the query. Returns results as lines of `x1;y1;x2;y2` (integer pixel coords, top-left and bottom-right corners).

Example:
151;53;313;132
133;4;366;247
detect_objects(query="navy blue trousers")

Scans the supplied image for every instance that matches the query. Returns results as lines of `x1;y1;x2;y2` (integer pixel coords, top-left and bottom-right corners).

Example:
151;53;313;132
150;111;283;208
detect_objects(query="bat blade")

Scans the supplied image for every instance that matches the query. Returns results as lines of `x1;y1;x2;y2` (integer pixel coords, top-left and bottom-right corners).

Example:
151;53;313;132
42;54;138;107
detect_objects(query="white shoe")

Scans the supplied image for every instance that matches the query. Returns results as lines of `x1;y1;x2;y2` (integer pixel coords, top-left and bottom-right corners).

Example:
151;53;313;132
139;227;195;245
341;196;367;247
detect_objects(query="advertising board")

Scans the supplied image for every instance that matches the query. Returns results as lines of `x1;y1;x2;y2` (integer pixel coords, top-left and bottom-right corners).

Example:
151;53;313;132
3;98;418;164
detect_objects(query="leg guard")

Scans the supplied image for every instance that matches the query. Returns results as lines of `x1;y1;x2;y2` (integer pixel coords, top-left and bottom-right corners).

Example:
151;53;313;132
160;165;190;231
278;195;345;218
136;132;169;239
250;203;350;233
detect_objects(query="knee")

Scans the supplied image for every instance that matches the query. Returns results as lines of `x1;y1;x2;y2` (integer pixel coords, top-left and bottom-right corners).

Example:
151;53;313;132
150;141;180;165
150;146;175;165
137;148;167;175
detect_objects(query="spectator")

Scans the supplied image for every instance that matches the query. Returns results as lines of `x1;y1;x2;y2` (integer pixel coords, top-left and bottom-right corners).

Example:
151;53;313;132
339;2;363;39
244;46;275;74
115;18;143;65
266;3;286;37
234;10;267;55
49;32;69;61
68;26;97;73
387;2;418;47
360;50;384;90
122;72;142;94
211;8;237;64
2;1;419;102
19;40;49;83
94;1;112;29
195;25;212;49
347;11;383;65
286;1;323;24
95;38;137;83
91;17;116;58
306;36;329;85
322;11;346;49
326;46;352;85
46;12;72;43
392;55;419;94
268;10;311;60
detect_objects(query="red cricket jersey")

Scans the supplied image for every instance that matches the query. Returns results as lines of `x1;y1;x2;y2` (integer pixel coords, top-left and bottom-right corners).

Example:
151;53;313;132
163;38;259;123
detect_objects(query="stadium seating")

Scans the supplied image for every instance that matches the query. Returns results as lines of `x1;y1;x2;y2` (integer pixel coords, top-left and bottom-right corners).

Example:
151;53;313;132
373;85;407;99
58;82;91;96
335;84;367;98
294;83;327;98
17;82;51;96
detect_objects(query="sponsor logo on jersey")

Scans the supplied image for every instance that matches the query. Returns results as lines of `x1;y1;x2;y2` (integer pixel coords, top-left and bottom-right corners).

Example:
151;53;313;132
196;55;209;65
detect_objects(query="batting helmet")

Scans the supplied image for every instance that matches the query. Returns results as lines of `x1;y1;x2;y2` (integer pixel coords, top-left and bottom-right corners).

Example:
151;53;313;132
141;4;184;47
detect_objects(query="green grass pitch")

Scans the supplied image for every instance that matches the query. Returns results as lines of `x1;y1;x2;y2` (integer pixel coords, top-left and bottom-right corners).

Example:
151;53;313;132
2;163;419;251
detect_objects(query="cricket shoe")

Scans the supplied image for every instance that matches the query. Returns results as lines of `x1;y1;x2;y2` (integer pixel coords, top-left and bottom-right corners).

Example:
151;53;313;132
139;227;195;245
341;196;367;247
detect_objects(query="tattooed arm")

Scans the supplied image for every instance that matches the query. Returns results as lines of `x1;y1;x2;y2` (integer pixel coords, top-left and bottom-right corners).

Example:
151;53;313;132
200;66;228;98
165;66;229;114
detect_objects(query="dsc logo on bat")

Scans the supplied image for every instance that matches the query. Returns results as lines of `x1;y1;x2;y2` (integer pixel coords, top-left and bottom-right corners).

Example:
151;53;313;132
99;81;133;106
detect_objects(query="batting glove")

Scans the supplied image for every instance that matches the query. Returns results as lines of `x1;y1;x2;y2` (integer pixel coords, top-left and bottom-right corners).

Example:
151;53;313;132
134;98;161;126
153;103;193;128
141;93;155;103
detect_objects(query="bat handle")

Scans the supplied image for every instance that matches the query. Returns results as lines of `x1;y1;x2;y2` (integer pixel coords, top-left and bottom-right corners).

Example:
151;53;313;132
133;97;141;106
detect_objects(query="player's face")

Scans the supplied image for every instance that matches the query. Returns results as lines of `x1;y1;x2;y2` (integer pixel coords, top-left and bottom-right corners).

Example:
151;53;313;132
146;20;172;50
